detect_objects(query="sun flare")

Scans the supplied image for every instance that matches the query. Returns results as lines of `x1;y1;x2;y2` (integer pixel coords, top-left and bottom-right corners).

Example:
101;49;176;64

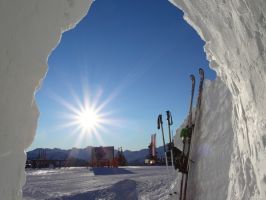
76;107;100;132
48;77;126;147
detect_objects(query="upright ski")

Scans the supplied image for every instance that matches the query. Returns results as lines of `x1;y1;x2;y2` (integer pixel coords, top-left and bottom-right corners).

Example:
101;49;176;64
182;68;205;200
179;74;195;200
196;68;205;111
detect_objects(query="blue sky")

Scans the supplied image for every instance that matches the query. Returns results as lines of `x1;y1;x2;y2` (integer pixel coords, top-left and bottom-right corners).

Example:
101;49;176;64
31;0;216;151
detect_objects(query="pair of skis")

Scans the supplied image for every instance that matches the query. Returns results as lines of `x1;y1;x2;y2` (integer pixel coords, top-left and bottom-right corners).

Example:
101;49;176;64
179;68;205;200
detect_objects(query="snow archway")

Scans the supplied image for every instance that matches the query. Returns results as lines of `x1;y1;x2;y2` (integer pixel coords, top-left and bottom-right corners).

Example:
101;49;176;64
0;0;265;199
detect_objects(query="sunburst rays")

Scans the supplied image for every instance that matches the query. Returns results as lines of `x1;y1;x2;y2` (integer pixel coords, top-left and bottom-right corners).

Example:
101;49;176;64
45;79;122;147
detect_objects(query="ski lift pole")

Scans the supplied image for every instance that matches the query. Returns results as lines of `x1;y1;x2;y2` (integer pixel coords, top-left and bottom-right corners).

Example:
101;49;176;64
166;110;174;168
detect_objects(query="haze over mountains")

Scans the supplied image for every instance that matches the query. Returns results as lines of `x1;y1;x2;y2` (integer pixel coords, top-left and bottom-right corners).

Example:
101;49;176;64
27;146;165;165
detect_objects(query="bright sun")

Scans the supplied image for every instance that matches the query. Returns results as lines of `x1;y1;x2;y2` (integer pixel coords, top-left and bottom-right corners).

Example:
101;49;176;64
49;80;122;146
76;108;100;131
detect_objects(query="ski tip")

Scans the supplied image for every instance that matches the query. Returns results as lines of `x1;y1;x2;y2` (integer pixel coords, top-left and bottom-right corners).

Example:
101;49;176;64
199;68;205;77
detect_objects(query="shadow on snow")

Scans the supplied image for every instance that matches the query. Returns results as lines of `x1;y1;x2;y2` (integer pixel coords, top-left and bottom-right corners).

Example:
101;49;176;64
91;167;135;176
50;179;138;200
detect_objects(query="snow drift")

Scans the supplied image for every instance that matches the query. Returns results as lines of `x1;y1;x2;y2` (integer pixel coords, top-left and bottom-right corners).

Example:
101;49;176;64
0;0;265;199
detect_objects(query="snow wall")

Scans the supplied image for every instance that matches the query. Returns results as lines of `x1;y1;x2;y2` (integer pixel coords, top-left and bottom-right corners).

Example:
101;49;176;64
0;0;265;199
174;79;234;200
0;0;92;199
171;0;266;200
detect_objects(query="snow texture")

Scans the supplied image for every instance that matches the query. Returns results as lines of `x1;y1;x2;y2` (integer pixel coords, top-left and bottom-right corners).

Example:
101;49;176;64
0;1;92;199
23;166;177;200
170;0;266;199
174;79;234;200
0;0;266;199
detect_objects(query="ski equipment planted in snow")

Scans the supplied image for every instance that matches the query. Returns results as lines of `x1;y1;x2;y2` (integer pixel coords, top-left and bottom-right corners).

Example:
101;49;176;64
158;114;169;166
196;68;205;110
179;74;195;200
181;68;205;200
166;110;174;167
157;114;166;154
158;113;176;196
166;110;173;145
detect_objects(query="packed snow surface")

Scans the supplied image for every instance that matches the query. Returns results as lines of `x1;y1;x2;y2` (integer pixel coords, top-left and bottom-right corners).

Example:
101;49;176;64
23;166;178;200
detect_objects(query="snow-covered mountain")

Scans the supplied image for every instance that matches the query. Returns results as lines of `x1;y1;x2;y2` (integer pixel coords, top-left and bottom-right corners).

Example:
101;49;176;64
27;146;165;165
27;147;93;161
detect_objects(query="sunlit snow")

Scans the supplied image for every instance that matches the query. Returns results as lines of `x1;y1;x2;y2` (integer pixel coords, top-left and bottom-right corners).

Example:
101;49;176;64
23;166;178;200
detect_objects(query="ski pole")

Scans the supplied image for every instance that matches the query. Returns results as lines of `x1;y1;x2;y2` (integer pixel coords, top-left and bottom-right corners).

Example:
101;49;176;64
166;110;174;168
158;114;174;194
166;110;173;144
157;114;166;153
157;114;169;169
166;111;177;196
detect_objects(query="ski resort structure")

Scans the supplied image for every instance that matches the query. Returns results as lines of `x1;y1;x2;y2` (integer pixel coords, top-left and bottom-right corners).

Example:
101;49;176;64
146;134;157;165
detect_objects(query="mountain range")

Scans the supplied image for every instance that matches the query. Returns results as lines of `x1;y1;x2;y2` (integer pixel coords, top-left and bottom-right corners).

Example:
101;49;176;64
27;146;165;165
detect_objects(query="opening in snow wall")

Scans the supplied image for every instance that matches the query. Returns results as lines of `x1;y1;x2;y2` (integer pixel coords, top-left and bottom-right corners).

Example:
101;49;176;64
0;0;265;199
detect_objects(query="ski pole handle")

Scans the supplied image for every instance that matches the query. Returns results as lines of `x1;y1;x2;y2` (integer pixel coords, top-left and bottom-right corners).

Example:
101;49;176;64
166;110;173;126
166;110;173;148
157;114;162;129
157;114;166;152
